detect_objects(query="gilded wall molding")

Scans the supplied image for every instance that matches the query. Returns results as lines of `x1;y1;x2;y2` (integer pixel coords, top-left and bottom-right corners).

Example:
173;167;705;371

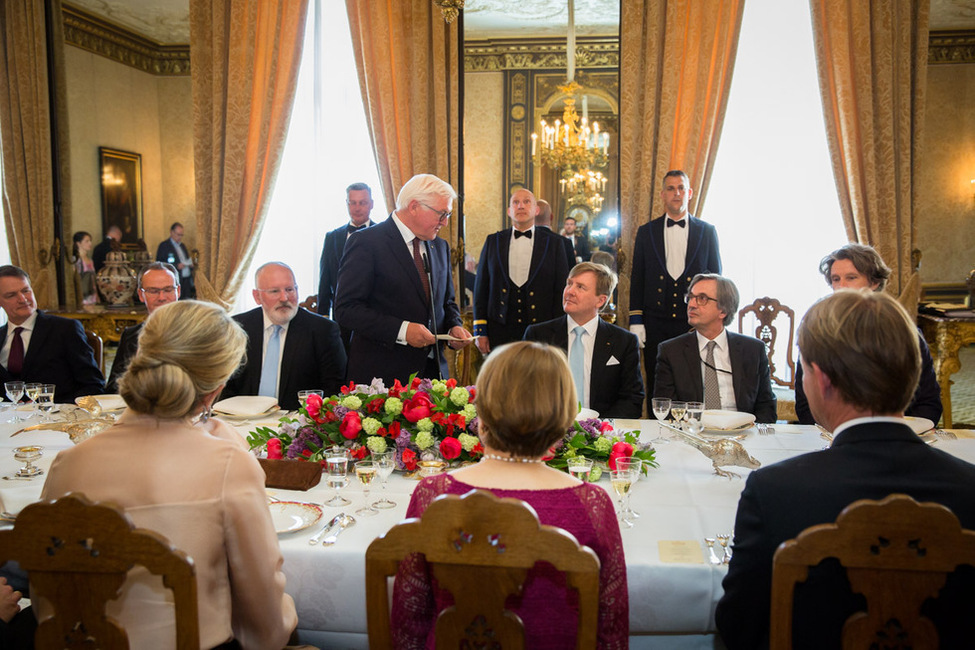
928;30;975;65
62;5;190;76
466;37;618;72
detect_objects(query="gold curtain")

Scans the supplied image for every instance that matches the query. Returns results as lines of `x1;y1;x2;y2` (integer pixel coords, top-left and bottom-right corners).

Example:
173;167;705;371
810;0;928;302
190;0;309;307
0;0;67;308
618;0;745;323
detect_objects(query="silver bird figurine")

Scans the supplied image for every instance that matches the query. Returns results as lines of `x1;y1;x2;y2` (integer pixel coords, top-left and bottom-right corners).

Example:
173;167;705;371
10;396;116;444
665;423;760;479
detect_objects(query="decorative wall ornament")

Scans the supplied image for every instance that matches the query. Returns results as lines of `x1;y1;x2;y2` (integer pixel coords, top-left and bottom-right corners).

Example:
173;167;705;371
465;37;618;72
928;30;975;64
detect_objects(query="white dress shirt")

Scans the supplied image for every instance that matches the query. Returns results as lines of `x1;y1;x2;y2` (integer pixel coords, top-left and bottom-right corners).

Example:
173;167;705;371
508;227;534;287
1;311;38;368
664;215;689;280
567;315;599;409
696;328;738;411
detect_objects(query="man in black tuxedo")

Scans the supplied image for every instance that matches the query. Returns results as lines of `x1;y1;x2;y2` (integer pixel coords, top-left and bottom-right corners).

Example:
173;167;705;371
524;262;644;418
562;216;590;263
334;174;473;385
716;289;975;649
794;243;942;425
317;182;376;352
0;265;104;402
155;222;195;299
106;262;180;393
474;189;570;355
535;199;575;269
223;262;346;410
92;225;121;272
655;274;776;423
629;170;721;396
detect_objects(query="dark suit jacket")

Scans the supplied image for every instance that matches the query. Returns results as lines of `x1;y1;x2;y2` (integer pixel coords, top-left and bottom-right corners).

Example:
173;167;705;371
317;221;375;318
794;329;943;425
629;215;721;326
524;316;644;418
473;227;570;344
566;233;590;262
334;216;462;384
716;421;975;649
105;322;142;393
0;311;104;402
155;239;195;298
222;307;346;410
92;237;114;272
654;330;777;423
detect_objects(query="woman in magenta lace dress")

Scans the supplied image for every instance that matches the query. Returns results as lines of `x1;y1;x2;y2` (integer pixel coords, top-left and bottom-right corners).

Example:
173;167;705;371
391;341;629;649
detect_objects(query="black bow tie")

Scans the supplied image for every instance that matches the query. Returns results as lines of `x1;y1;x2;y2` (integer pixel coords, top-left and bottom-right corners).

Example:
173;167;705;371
666;218;686;228
513;230;532;239
347;224;367;234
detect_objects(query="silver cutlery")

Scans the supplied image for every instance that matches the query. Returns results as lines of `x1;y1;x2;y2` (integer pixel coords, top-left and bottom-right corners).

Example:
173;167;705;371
323;513;356;546
309;514;344;545
757;423;775;435
704;537;722;565
934;429;957;440
717;533;733;563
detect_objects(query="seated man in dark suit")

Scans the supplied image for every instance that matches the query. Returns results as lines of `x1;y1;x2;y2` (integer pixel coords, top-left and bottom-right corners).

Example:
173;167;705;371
654;273;776;423
795;243;942;425
0;265;104;401
106;262;180;393
716;289;975;649
524;262;643;418
223;262;346;410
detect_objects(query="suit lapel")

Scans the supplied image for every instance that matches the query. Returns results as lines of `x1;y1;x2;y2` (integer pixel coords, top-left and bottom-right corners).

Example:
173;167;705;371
591;320;613;387
22;313;51;370
727;333;745;408
497;230;512;281
526;229;549;283
650;217;667;272
383;217;428;305
685;216;703;268
682;334;705;400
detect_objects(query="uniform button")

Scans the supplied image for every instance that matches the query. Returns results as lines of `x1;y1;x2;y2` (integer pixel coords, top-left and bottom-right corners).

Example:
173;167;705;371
529;291;534;296
502;288;507;293
659;275;665;281
532;318;537;323
531;305;535;310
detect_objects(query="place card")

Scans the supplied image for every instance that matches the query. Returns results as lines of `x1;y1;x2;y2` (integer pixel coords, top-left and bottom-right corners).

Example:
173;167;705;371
659;540;705;564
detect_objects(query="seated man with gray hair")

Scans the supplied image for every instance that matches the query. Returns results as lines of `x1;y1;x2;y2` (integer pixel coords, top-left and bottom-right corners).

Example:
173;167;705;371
654;273;776;423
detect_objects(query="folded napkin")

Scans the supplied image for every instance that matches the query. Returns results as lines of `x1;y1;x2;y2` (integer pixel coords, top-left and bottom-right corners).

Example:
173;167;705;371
74;394;126;411
701;410;755;430
213;395;279;417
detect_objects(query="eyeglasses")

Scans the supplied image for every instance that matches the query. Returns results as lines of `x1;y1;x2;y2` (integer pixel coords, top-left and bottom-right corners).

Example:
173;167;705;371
141;286;178;296
256;286;298;299
685;293;719;306
418;201;452;223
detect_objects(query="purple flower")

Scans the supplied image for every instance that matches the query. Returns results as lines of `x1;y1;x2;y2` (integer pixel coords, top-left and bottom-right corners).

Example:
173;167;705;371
286;427;320;459
467;417;480;435
417;378;434;394
333;405;350;419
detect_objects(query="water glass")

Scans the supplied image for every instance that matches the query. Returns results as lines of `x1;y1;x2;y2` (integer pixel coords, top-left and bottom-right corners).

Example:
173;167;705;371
567;457;594;482
324;447;351;507
4;382;24;423
650;397;671;443
354;461;379;517
371;450;397;509
685;401;704;434
37;384;56;419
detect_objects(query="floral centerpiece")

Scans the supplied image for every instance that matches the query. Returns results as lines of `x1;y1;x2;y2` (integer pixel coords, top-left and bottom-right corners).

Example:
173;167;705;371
545;418;657;480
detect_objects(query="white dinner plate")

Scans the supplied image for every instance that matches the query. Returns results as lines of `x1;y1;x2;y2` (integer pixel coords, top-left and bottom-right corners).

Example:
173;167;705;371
701;410;756;434
213;406;281;421
576;408;600;421
904;416;935;435
269;501;322;535
75;394;126;412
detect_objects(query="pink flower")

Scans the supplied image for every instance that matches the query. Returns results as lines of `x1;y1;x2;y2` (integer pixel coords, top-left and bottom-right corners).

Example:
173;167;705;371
402;392;433;423
340;411;362;439
599;420;615;433
608;441;634;470
266;438;283;460
440;437;462;460
305;394;325;423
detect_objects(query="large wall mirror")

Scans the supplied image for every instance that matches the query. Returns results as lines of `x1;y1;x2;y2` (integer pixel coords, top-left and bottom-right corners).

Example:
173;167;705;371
462;1;620;275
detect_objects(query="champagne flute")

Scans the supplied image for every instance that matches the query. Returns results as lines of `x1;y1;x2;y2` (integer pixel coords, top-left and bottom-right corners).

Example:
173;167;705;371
567;456;594;482
297;389;323;409
24;383;41;419
4;382;24;423
354;460;379;517
670;401;687;429
651;397;671;443
614;457;642;519
324;447;351;507
371;450;397;509
610;469;634;528
685;401;704;435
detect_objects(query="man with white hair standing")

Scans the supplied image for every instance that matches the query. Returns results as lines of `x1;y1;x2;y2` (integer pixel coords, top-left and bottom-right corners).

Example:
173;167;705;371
335;174;473;384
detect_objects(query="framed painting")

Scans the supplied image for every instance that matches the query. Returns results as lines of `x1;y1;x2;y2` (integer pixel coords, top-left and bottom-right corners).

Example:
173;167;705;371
99;147;143;248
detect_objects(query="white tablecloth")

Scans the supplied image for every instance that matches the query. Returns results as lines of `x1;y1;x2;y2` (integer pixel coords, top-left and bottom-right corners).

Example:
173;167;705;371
3;414;973;649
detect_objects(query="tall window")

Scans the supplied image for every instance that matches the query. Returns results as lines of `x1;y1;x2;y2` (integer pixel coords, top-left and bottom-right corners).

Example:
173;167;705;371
231;0;382;313
706;0;846;359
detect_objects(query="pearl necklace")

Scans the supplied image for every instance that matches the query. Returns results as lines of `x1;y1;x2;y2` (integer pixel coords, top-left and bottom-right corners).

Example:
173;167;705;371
482;453;544;464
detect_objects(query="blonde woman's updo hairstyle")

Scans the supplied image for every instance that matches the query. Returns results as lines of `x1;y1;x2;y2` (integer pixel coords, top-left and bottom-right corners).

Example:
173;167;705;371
476;341;577;457
118;300;247;418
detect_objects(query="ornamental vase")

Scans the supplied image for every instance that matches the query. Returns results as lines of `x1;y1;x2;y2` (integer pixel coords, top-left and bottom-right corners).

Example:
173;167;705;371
95;251;138;306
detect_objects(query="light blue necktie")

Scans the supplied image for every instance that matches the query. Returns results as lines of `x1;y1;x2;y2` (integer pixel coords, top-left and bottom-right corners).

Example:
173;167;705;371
259;324;282;398
570;325;586;406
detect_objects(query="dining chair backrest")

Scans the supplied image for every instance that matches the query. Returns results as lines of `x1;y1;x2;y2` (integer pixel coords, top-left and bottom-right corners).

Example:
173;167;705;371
299;294;318;312
770;493;975;650
85;328;104;375
737;296;796;389
0;493;200;650
365;489;601;650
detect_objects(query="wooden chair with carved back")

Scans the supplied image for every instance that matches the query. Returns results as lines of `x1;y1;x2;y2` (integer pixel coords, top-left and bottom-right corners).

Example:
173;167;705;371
770;494;975;650
299;294;318;312
0;493;199;650
737;296;796;389
85;329;104;375
365;489;601;650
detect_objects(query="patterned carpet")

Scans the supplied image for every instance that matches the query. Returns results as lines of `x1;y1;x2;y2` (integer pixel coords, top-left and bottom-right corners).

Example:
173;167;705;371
950;345;975;427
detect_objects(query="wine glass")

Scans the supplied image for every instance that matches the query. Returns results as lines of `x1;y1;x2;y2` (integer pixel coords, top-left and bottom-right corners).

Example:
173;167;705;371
24;383;42;419
614;457;642;519
4;382;24;423
371;450;397;509
567;456;594;482
37;385;56;420
670;401;688;429
324;447;351;507
12;445;43;478
651;397;671;443
685;401;704;434
354;461;379;517
297;389;323;409
610;469;634;528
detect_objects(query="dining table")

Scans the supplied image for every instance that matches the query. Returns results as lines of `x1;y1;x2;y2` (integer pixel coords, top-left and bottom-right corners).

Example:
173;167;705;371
1;410;973;649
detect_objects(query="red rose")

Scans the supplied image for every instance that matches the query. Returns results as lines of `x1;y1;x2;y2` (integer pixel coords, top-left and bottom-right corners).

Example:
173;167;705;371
440;436;462;460
446;378;457;389
266;438;283;460
402;392;434;423
402;448;418;471
305;394;326;424
388;421;401;437
367;398;385;413
350;446;368;460
607;441;634;470
340;411;362;439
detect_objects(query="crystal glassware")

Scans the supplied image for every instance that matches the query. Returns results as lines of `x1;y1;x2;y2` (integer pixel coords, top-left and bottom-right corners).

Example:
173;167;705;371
614;457;642;519
324;447;351;507
685;401;704;434
371;450;397;509
610;469;634;529
354;461;379;517
24;383;41;418
4;382;24;423
36;384;56;421
670;401;688;429
297;389;324;408
12;445;43;478
567;456;594;482
651;397;671;443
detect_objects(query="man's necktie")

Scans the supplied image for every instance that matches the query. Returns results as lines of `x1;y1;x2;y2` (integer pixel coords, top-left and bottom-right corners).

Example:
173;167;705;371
570;326;586;405
704;340;722;409
259;325;282;399
7;327;24;375
666;218;686;228
513;229;532;239
412;238;430;304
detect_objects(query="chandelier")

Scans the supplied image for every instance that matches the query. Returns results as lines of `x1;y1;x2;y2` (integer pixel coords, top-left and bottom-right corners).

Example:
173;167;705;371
563;169;607;212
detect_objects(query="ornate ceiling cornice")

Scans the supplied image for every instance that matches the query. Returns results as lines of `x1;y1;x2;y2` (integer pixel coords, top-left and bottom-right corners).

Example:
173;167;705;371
928;30;975;64
62;4;190;76
465;37;618;72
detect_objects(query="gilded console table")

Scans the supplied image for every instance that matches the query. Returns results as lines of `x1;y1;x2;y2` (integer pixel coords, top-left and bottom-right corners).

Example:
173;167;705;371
49;306;148;344
919;312;975;428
